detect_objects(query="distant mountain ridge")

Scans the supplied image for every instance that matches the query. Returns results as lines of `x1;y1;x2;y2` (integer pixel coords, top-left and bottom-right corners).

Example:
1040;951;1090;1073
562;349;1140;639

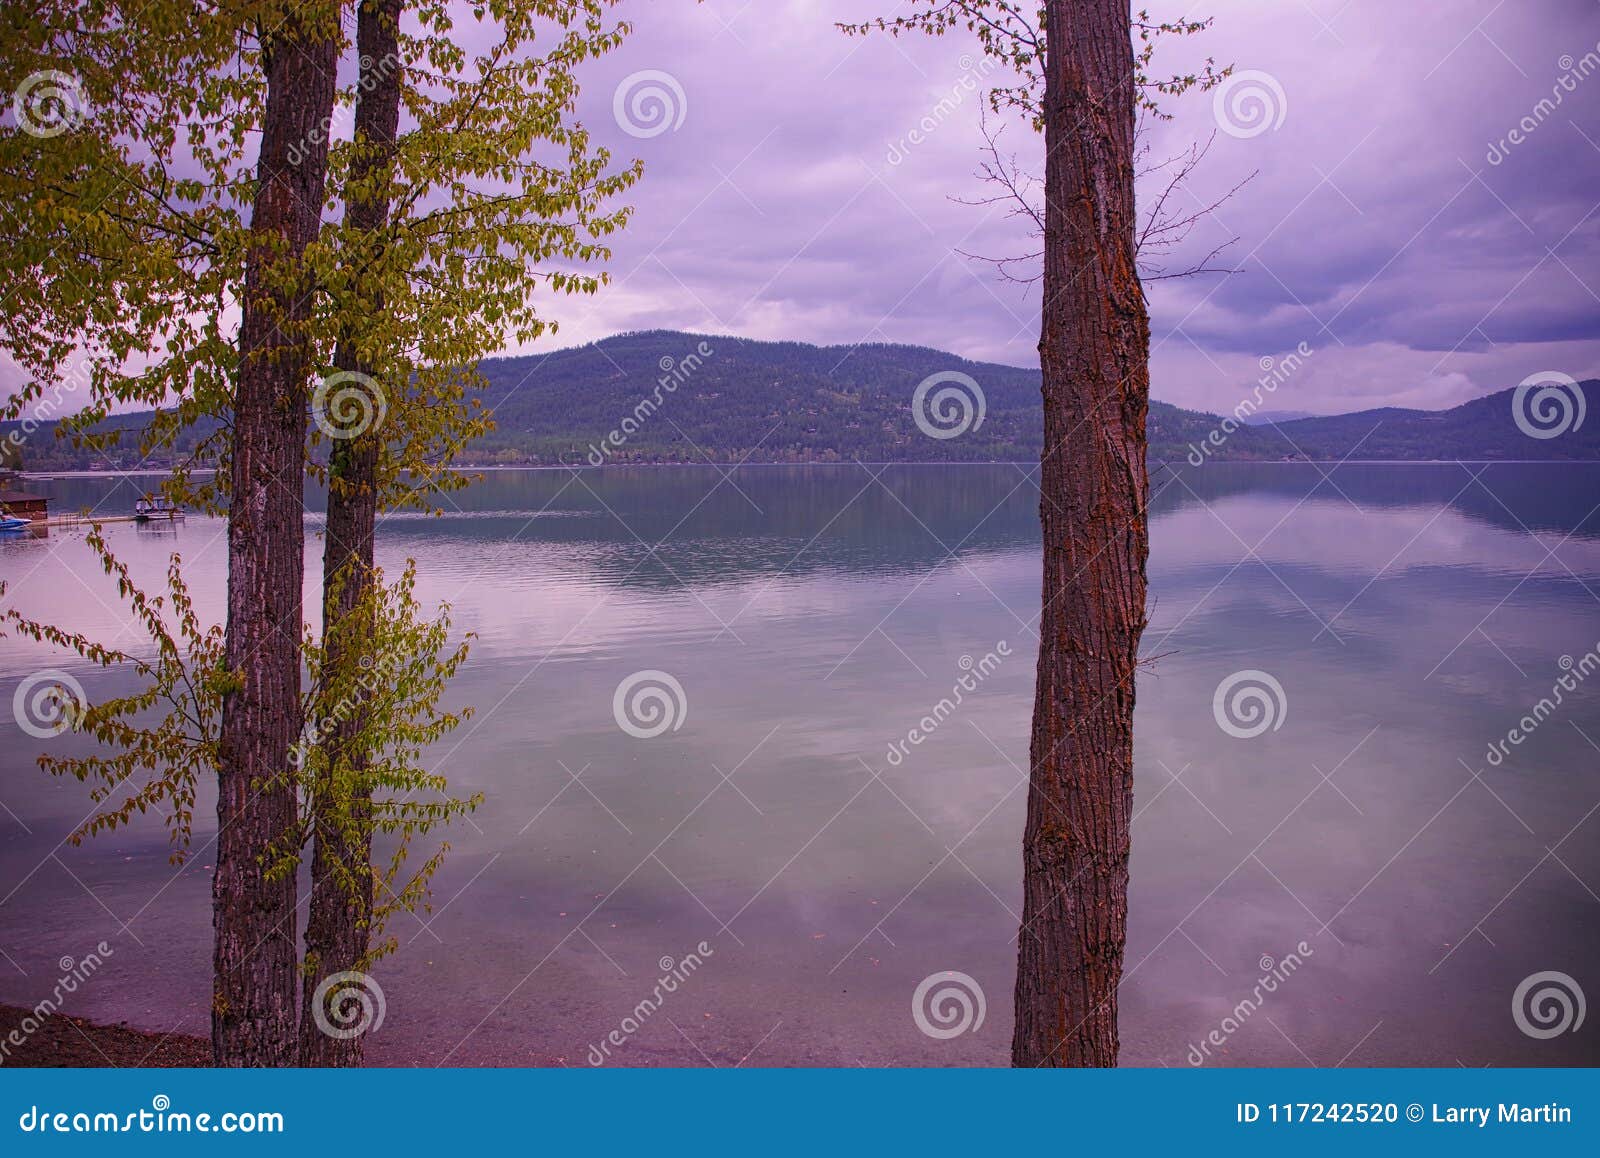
6;329;1597;469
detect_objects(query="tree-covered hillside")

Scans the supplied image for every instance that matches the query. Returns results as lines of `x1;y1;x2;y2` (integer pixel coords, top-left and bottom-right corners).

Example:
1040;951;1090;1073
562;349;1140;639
5;330;1596;468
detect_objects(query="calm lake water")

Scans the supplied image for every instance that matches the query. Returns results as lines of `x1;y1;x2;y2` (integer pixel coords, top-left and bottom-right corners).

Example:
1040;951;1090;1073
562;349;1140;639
1;463;1597;1067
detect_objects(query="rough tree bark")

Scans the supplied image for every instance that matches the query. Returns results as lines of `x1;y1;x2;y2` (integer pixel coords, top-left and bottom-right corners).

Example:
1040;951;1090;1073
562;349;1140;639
1012;0;1150;1068
298;0;403;1068
213;10;339;1066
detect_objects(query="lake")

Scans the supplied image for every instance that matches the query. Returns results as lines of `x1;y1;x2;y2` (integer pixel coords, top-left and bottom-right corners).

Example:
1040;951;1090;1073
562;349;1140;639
1;463;1597;1066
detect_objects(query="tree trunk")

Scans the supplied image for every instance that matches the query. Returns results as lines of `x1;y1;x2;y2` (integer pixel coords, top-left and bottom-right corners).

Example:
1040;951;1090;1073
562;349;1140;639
299;0;402;1068
213;10;339;1067
1011;0;1150;1068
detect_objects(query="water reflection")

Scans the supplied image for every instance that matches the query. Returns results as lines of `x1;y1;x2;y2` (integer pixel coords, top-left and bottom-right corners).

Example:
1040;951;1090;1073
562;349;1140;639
0;463;1596;1067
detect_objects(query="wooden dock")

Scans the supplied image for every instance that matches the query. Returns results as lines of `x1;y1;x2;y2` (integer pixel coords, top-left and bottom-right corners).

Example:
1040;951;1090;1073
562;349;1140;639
37;513;186;528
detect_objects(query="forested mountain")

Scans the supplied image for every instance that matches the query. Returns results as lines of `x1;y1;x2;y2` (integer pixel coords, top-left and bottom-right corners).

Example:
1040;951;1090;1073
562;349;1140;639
1235;389;1600;461
6;330;1597;469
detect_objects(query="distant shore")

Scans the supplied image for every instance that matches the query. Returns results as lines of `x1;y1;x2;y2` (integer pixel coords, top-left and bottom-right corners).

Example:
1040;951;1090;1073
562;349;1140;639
18;458;1600;482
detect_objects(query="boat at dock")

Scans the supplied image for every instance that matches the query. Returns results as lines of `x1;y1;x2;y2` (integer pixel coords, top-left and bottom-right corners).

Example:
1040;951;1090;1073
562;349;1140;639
0;514;30;533
134;495;184;522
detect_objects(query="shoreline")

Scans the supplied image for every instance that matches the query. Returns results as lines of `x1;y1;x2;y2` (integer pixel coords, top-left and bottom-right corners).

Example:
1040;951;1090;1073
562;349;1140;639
0;1004;210;1068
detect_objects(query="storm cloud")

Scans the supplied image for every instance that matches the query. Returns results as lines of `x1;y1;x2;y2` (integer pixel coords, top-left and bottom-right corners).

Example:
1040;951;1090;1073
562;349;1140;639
537;0;1600;416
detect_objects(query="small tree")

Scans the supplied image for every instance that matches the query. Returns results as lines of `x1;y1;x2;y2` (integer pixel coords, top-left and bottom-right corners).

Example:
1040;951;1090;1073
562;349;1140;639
0;538;479;1047
3;0;636;1066
298;0;638;1064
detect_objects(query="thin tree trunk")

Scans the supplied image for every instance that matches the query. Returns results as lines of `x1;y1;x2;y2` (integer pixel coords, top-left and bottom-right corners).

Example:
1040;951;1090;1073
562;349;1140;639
213;9;339;1067
299;0;402;1068
1012;0;1150;1068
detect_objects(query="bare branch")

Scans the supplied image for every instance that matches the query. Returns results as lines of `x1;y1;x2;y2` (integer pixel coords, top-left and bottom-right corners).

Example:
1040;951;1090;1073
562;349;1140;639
952;114;1250;284
1134;130;1254;280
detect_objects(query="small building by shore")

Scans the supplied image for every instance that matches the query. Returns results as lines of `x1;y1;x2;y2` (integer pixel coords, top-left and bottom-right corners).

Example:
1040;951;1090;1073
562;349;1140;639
0;485;48;520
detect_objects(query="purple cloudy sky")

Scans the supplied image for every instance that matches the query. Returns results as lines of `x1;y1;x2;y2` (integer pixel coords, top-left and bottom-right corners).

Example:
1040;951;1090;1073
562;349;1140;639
537;0;1600;416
